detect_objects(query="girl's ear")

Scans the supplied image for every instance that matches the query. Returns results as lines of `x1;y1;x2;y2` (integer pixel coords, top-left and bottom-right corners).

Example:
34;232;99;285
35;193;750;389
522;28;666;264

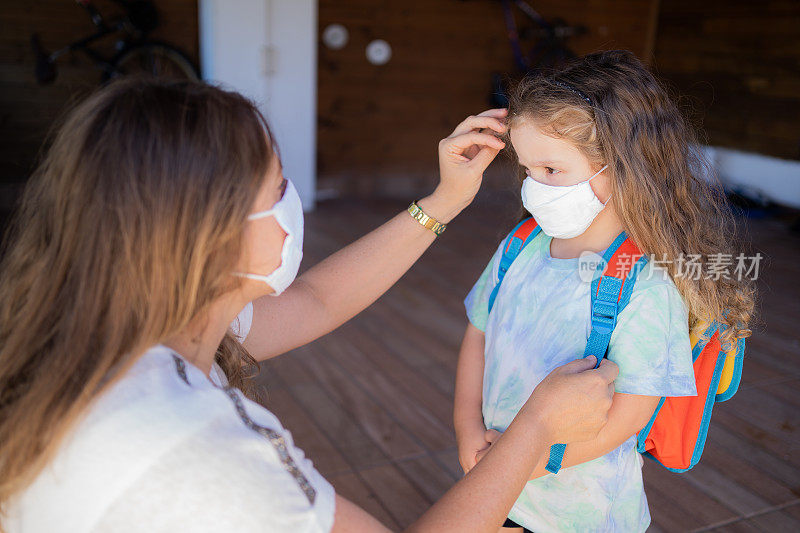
590;167;614;204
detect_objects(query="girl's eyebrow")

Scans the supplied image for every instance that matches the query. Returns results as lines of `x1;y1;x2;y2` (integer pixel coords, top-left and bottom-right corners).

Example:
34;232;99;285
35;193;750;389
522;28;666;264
519;159;565;167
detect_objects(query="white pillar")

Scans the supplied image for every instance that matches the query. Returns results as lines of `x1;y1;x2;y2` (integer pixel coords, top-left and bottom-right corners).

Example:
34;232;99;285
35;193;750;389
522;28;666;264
199;0;318;211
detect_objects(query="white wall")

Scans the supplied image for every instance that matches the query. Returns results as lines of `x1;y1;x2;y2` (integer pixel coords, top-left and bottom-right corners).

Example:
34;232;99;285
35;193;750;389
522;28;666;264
199;0;318;211
706;146;800;209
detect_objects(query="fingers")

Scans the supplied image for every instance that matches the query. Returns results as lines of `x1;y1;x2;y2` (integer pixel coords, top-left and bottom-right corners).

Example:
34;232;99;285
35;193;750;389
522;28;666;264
459;451;479;474
558;355;598;374
475;448;489;464
484;429;501;444
444;131;505;153
467;146;502;172
595;359;620;384
450;113;508;137
477;108;508;118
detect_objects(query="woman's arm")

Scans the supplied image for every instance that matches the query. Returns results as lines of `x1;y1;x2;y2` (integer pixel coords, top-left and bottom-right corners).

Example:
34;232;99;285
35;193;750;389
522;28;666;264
331;357;619;533
454;324;489;473
244;111;508;361
477;392;660;480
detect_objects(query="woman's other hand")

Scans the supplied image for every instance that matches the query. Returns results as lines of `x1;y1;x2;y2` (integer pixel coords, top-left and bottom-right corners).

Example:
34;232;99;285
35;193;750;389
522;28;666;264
525;356;619;445
473;357;618;467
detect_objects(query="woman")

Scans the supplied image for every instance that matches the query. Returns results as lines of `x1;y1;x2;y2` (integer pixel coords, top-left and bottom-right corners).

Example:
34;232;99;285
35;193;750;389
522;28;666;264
0;78;617;532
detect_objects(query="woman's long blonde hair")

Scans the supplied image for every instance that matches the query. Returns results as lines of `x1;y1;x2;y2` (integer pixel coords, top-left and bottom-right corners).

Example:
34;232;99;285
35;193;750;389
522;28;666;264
0;77;274;512
507;50;754;345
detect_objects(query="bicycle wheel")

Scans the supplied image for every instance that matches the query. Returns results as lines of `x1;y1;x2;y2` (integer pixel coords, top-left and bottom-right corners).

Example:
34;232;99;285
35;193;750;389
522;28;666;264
108;42;200;81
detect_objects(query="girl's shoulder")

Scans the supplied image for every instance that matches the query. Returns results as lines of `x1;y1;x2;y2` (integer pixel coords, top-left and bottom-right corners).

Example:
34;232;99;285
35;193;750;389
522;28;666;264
627;259;684;303
489;226;552;266
609;262;696;397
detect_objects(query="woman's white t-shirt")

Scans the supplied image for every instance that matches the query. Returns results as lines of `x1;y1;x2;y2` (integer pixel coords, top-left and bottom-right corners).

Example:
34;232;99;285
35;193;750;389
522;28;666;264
6;302;336;532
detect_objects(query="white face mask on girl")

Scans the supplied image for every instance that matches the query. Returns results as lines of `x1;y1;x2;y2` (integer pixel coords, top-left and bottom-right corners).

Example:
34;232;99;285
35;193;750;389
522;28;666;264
238;179;304;296
521;164;610;239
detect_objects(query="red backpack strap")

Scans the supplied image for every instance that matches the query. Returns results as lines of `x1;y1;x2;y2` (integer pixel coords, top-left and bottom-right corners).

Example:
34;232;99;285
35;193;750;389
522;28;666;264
487;218;541;313
505;217;540;252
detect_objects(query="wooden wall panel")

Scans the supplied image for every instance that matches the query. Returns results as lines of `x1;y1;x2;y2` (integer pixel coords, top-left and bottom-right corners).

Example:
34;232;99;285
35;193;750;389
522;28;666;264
0;0;198;202
652;0;800;161
317;0;657;198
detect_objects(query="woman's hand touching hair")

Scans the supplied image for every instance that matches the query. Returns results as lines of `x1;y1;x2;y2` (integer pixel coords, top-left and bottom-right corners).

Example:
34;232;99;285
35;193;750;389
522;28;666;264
420;109;507;223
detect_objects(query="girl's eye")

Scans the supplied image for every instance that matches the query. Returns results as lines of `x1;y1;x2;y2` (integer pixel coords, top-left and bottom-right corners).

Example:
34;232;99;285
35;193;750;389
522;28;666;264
523;166;560;177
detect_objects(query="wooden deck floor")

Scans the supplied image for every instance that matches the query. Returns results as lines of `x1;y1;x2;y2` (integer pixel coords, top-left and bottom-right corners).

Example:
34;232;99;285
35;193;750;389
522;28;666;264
256;193;800;532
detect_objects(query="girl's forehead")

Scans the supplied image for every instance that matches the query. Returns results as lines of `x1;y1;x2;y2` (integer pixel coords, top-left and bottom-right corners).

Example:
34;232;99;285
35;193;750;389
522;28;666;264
510;122;583;165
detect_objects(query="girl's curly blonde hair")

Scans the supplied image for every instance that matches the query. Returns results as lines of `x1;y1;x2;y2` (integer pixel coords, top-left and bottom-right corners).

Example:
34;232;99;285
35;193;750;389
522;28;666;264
507;50;754;346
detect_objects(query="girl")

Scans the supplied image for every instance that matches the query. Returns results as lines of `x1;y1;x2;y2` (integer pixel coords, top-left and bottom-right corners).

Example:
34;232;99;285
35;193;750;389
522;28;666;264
454;50;754;532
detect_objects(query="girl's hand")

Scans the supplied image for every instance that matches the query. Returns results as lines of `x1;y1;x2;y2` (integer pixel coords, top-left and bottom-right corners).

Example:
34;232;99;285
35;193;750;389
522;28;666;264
423;109;507;222
473;428;501;465
456;419;491;474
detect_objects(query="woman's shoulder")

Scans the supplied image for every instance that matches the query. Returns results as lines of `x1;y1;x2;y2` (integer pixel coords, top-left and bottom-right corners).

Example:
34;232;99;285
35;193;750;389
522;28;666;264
92;407;336;533
8;346;335;533
82;346;242;440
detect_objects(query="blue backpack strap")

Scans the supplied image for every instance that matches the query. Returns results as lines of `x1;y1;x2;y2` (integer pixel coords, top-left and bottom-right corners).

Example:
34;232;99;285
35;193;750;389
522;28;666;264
487;218;541;314
545;232;649;474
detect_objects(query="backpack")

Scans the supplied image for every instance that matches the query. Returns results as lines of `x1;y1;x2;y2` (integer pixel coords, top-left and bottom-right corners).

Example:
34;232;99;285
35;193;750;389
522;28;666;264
486;217;745;473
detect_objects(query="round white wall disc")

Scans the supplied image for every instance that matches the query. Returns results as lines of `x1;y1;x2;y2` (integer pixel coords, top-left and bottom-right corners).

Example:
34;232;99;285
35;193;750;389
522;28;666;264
366;39;392;65
322;24;349;50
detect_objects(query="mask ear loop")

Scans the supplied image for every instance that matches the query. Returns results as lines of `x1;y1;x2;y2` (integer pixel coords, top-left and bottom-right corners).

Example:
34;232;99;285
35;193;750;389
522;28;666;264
586;164;609;183
586;164;612;205
247;178;290;221
248;209;276;221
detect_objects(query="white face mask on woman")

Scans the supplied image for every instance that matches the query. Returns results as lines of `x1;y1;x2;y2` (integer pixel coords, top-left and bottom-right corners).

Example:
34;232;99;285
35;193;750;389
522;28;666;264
521;164;609;239
238;179;304;296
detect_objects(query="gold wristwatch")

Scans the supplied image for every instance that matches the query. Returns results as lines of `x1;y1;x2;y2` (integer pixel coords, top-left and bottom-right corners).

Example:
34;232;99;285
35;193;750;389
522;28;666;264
408;201;447;236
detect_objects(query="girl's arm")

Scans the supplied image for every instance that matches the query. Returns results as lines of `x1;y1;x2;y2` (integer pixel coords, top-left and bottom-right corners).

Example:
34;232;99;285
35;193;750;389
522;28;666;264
479;393;660;479
243;111;508;362
454;324;489;473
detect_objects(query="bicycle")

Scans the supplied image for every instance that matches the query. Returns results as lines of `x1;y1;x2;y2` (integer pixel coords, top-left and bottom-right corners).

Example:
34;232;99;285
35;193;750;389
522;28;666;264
489;0;587;107
31;0;200;85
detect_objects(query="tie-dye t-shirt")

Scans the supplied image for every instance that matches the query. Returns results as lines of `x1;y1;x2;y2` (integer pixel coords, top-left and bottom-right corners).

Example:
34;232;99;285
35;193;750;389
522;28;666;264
464;230;696;533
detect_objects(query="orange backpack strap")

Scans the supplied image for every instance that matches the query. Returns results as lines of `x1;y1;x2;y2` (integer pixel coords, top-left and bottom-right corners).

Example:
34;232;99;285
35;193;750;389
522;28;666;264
487;218;541;313
546;231;648;474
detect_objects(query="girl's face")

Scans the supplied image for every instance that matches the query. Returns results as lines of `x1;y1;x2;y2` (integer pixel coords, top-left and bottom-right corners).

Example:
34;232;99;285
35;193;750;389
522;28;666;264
510;120;611;202
237;154;288;297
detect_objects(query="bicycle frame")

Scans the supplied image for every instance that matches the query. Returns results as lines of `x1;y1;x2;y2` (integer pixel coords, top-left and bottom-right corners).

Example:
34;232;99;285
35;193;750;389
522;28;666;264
33;0;195;84
47;1;127;63
501;0;584;73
